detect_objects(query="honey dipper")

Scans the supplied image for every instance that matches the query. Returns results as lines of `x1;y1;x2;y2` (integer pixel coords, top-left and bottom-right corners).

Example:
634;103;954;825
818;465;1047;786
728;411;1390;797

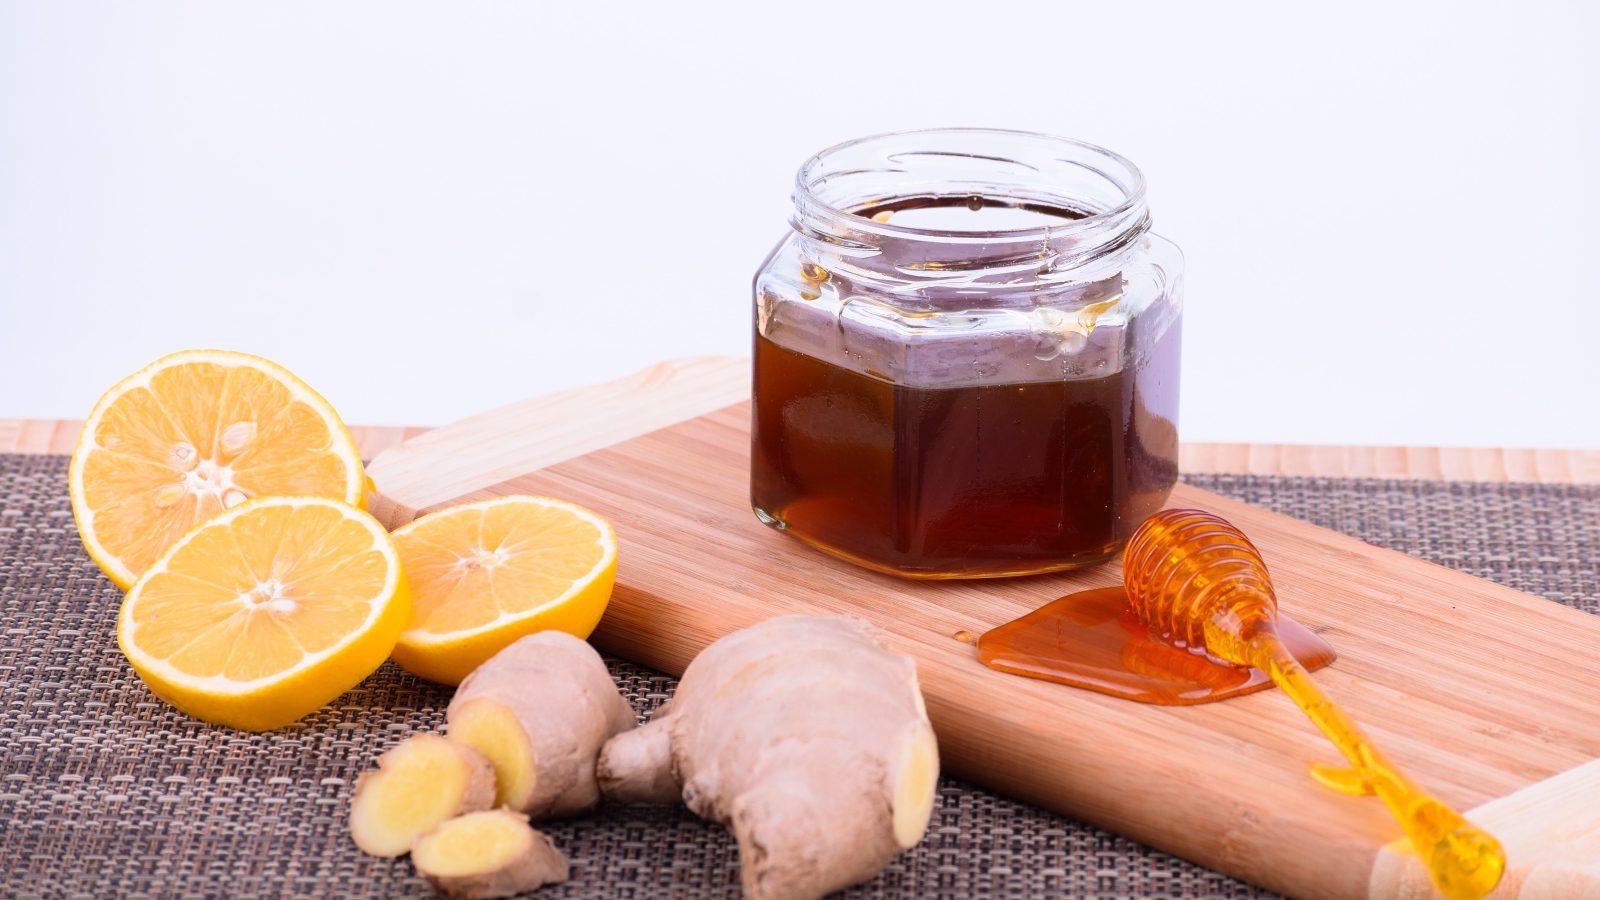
1123;509;1505;900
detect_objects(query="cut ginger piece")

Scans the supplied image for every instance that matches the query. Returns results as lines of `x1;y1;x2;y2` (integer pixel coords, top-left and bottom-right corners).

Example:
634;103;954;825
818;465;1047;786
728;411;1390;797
447;631;635;818
411;809;569;900
349;734;496;857
116;495;410;732
389;495;617;685
70;349;367;589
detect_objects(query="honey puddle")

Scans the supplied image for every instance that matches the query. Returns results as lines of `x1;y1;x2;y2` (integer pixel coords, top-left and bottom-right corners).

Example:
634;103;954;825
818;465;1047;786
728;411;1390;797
976;586;1335;705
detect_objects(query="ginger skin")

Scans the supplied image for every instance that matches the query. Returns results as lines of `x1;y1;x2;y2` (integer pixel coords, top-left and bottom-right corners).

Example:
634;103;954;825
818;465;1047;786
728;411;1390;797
447;630;636;818
596;615;941;900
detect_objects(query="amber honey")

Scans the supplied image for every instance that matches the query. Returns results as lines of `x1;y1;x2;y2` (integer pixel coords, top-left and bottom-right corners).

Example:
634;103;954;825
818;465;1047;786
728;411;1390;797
750;319;1179;578
976;586;1335;705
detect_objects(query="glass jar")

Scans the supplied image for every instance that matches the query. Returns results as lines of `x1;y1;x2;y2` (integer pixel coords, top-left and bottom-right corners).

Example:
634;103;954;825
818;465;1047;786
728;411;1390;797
751;128;1183;579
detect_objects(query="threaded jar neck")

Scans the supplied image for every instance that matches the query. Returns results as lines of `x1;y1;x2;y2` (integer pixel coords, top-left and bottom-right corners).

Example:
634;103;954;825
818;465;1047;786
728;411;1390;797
791;128;1150;304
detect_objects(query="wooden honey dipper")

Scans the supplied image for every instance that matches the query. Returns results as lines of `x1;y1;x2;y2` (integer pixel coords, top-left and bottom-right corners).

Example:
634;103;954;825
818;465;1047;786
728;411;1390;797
1123;509;1506;900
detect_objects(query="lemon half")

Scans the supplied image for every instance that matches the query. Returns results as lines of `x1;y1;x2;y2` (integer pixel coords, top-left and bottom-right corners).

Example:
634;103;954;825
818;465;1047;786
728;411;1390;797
390;495;617;685
70;349;365;588
118;495;410;731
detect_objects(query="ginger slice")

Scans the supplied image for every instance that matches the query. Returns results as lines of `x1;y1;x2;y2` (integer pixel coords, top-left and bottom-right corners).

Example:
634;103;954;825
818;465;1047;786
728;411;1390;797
446;630;635;818
349;733;496;857
596;615;942;900
447;698;537;811
410;809;568;900
891;707;941;849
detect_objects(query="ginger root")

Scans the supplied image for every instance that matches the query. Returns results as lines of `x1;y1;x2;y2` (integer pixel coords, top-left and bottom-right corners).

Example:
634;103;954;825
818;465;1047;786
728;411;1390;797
596;615;940;900
411;808;569;899
349;733;496;857
447;630;636;818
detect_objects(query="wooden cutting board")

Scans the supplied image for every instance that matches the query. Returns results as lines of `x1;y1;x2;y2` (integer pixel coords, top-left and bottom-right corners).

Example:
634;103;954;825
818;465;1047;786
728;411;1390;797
367;359;1600;900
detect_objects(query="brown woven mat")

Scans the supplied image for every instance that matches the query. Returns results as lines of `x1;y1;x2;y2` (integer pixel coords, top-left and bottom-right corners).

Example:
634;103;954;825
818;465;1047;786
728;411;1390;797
2;453;1595;900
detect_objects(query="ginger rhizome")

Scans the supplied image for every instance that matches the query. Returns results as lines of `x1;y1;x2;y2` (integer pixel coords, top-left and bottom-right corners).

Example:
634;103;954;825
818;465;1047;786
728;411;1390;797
349;733;497;857
410;808;569;899
447;630;636;818
597;615;941;900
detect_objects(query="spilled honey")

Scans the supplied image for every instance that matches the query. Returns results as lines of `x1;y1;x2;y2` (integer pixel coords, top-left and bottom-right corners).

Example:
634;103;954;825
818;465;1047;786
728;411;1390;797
979;507;1504;900
976;586;1335;705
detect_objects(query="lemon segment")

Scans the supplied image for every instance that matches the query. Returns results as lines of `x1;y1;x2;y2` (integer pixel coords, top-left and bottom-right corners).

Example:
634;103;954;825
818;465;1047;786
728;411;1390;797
117;496;411;731
390;495;617;685
70;350;366;589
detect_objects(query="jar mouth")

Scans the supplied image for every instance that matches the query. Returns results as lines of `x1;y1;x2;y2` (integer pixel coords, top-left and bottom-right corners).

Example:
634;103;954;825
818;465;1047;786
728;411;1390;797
793;127;1148;244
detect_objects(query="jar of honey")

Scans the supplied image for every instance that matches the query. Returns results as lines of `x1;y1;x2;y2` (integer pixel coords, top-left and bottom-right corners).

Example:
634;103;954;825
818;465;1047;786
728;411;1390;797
751;128;1183;578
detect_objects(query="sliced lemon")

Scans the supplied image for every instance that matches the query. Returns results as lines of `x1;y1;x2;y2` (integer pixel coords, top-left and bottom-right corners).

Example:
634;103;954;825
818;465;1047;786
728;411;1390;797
390;495;617;685
118;496;411;731
70;349;366;589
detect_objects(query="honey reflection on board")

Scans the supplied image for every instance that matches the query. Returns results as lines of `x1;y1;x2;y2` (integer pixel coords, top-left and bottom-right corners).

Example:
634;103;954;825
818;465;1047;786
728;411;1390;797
976;587;1336;705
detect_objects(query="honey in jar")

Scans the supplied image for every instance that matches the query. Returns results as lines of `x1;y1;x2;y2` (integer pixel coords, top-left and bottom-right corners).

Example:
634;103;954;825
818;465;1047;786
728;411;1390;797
751;129;1184;578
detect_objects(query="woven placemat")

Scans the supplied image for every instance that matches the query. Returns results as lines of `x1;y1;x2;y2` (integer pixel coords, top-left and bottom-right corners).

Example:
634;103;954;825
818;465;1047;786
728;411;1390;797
2;454;1595;900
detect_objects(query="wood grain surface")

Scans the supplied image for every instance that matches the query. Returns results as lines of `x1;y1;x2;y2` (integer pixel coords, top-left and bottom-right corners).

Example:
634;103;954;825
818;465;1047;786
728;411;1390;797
376;399;1599;900
364;356;749;527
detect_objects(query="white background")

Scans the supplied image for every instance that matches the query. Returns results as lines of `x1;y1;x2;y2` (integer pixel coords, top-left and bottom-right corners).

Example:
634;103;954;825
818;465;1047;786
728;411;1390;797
2;2;1596;447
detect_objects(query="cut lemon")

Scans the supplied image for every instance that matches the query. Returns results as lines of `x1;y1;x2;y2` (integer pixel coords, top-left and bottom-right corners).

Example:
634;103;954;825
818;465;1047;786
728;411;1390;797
390;495;617;685
70;349;366;589
118;496;411;731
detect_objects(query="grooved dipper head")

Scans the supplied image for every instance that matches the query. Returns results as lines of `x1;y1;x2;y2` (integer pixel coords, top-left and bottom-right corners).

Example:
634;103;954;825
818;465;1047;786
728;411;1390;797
1122;509;1279;661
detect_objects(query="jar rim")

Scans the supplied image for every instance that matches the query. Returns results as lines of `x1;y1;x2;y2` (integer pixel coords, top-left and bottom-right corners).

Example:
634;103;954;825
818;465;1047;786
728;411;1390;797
793;127;1148;242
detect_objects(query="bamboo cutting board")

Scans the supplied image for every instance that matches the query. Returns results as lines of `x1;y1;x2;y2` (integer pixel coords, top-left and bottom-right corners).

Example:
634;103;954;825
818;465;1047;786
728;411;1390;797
367;360;1600;900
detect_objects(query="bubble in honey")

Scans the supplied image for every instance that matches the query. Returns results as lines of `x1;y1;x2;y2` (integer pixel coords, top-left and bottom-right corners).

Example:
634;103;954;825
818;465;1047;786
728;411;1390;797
966;195;984;211
1030;308;1089;360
